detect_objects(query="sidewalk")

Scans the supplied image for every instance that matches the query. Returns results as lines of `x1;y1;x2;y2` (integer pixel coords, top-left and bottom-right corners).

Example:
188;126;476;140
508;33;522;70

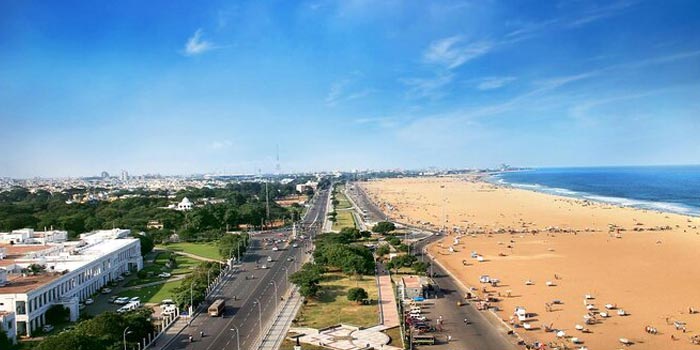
257;287;303;350
376;263;400;328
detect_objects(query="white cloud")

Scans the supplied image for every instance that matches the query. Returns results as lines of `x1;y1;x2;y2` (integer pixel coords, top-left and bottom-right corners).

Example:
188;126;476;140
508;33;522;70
476;76;517;90
325;73;373;106
424;36;492;69
184;29;215;56
400;73;454;99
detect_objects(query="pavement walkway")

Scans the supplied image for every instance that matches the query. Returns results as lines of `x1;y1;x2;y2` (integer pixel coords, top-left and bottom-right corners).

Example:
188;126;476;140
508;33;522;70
257;286;304;350
376;263;400;328
289;325;402;350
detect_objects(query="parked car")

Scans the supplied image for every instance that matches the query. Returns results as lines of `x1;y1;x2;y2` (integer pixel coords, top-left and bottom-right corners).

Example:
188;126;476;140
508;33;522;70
409;315;427;321
158;272;172;278
115;297;130;305
261;265;268;269
161;299;175;305
130;297;140;302
292;243;299;248
286;257;294;262
42;324;54;333
85;298;94;305
101;288;112;294
267;256;273;262
108;296;118;303
272;246;279;251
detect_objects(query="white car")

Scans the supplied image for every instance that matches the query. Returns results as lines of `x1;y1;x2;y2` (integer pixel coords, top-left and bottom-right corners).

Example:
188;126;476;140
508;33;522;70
101;288;112;294
261;265;268;269
85;298;94;305
161;299;175;305
115;297;130;305
130;297;140;302
292;243;299;248
267;256;273;262
158;272;172;278
42;324;54;333
409;315;427;321
272;246;279;251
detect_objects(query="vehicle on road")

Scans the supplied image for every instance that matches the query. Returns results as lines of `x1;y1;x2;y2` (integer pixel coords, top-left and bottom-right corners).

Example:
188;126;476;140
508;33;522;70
117;300;140;313
272;246;279;251
261;264;268;269
85;298;94;305
267;256;273;262
287;257;294;262
108;296;117;303
130;297;140;302
292;243;298;248
158;272;172;278
208;299;225;317
114;297;130;305
101;287;112;294
412;335;435;345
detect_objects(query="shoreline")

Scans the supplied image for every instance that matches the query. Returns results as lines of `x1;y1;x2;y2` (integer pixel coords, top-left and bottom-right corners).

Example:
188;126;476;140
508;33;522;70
361;177;700;350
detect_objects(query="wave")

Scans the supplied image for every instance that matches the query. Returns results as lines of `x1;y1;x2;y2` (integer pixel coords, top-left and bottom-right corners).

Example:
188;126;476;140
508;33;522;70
495;177;700;217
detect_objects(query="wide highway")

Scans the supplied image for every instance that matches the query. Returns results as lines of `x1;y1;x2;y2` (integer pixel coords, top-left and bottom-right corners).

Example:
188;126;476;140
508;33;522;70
164;188;329;350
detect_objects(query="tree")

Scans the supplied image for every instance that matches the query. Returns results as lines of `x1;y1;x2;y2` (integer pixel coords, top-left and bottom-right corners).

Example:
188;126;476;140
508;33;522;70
411;261;430;275
0;329;12;350
218;233;248;259
45;305;70;325
35;331;102;350
290;263;324;298
347;287;368;303
376;245;390;257
372;221;395;234
137;233;154;256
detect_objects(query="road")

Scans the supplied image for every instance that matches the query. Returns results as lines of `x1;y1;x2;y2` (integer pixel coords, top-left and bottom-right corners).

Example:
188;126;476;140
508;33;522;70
164;188;329;350
348;182;518;350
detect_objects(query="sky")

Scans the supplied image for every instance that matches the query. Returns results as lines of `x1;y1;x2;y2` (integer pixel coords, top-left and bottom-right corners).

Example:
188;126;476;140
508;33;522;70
1;0;699;178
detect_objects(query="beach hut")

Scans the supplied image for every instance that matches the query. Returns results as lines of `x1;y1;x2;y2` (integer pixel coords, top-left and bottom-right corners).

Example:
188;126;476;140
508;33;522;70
546;281;555;287
477;255;485;262
556;330;566;338
617;309;627;316
619;338;632;346
605;303;616;310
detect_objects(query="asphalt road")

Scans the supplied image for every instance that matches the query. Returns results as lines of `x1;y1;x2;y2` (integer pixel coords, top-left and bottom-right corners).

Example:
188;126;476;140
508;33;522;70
164;189;329;350
349;182;518;350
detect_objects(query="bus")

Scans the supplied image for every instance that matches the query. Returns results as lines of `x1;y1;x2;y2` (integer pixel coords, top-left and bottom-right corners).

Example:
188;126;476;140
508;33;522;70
208;299;225;317
412;335;435;345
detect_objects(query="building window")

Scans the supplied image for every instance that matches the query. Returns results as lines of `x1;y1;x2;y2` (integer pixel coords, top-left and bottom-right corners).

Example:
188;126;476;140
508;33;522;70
16;301;26;315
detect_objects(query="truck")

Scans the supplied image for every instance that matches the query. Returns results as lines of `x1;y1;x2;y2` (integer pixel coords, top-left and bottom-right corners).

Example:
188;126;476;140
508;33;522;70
208;299;225;317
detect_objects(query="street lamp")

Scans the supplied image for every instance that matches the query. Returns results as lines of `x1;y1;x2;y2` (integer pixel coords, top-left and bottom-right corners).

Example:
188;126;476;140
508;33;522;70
189;281;195;326
270;280;279;306
281;266;289;285
253;298;262;335
230;327;240;350
122;326;133;350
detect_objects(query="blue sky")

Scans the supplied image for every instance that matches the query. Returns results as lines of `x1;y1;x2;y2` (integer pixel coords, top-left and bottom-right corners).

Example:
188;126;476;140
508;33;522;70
1;0;699;177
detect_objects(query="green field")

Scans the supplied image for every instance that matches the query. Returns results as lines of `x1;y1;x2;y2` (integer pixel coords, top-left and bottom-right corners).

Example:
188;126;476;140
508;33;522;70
118;280;182;304
157;241;222;260
333;209;356;231
295;272;378;329
125;252;199;287
383;326;403;347
333;185;354;210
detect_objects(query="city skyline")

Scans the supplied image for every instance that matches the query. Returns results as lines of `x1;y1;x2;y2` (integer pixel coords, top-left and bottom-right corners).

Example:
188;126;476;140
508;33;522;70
2;1;700;178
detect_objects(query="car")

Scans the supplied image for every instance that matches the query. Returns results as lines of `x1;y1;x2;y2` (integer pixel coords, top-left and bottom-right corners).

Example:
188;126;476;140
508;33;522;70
161;299;175;305
85;298;94;305
292;243;299;248
108;296;118;303
158;272;172;278
286;257;294;262
115;276;125;282
101;288;112;294
261;265;268;269
130;297;140;302
409;315;427;321
267;256;273;262
42;324;54;333
115;297;130;305
272;246;279;251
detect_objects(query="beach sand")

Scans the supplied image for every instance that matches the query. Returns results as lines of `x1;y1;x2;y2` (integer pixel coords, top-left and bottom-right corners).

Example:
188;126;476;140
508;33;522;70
361;176;700;349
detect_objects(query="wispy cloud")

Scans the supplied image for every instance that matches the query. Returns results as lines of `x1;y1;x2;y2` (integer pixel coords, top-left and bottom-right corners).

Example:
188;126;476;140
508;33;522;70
184;29;215;56
424;36;492;69
325;73;373;106
566;1;638;28
400;73;454;99
476;76;517;90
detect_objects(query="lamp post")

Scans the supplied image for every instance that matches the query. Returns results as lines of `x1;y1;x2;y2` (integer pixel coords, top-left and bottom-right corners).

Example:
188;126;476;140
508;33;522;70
122;327;133;350
270;280;279;310
230;326;240;350
282;266;289;285
188;281;195;326
253;298;262;335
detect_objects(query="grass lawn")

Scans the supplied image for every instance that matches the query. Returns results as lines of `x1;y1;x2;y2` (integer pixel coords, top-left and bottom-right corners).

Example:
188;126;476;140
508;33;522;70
157;241;222;261
334;186;353;210
333;210;356;231
295;272;379;329
383;326;404;347
125;252;200;287
118;280;182;304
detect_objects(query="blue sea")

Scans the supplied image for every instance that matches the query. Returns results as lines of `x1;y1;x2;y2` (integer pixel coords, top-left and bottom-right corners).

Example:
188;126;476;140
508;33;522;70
491;166;700;216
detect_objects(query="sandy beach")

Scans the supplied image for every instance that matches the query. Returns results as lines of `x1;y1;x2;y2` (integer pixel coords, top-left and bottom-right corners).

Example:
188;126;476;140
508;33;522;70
361;176;700;349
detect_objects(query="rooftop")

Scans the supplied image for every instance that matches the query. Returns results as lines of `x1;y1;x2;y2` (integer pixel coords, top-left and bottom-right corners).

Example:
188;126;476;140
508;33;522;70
402;275;422;289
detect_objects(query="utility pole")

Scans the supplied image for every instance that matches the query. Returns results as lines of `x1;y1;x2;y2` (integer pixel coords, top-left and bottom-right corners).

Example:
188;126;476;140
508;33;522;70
265;179;270;224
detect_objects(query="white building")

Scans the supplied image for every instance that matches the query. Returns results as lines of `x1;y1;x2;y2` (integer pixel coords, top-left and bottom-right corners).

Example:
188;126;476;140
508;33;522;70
0;228;142;338
0;229;67;246
0;311;16;344
176;197;193;211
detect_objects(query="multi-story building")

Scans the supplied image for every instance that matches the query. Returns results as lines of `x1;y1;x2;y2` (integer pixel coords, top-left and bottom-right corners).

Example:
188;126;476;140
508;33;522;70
0;228;142;338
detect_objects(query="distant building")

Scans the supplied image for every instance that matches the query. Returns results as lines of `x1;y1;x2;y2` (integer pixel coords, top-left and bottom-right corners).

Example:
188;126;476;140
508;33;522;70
120;170;129;182
0;229;68;246
100;171;110;178
398;276;434;300
146;221;164;230
176;197;193;211
0;228;142;338
295;181;318;194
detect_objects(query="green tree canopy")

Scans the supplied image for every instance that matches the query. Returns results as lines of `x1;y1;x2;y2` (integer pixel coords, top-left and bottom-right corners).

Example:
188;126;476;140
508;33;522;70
347;287;369;303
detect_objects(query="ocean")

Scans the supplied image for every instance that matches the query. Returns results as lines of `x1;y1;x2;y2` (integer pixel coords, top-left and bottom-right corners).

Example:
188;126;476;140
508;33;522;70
491;165;700;216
